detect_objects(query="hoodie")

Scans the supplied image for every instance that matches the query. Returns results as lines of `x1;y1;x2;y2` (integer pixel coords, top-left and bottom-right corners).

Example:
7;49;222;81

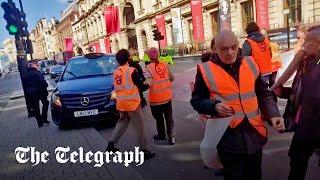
242;31;271;57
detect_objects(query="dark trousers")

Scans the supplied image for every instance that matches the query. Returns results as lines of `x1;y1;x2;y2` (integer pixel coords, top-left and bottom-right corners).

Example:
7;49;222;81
218;150;262;180
288;131;320;180
25;94;34;115
30;93;49;125
150;101;175;138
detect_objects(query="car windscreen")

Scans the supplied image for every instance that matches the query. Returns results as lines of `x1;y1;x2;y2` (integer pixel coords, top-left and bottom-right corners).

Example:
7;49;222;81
61;56;118;81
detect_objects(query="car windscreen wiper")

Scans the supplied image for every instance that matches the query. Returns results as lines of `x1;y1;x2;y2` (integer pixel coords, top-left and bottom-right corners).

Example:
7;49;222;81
78;73;114;78
65;71;79;79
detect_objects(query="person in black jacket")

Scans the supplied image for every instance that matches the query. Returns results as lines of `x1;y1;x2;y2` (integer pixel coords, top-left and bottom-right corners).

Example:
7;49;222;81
128;58;147;108
24;60;49;127
190;30;284;180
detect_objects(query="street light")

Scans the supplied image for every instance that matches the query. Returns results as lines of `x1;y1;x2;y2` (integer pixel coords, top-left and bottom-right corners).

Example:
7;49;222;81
284;8;290;50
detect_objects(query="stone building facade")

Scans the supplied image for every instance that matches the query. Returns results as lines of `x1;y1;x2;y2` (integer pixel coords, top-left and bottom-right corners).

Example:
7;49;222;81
71;0;320;57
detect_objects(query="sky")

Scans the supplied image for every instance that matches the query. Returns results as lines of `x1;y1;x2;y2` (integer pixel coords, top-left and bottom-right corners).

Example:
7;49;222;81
0;0;70;48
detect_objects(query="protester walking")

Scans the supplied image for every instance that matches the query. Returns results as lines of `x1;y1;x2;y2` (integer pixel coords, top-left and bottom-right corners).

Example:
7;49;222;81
106;49;155;160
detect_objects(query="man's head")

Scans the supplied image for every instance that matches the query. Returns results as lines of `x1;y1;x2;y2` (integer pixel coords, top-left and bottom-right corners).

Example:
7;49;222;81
245;22;260;34
147;47;159;62
215;30;239;64
303;27;320;57
116;49;130;66
29;60;39;70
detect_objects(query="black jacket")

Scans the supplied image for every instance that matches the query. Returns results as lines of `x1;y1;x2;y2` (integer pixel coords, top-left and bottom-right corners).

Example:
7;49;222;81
295;55;320;138
190;53;280;154
24;67;48;95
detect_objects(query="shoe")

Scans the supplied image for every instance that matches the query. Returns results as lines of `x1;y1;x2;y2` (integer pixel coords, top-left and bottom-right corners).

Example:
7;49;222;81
142;149;155;160
38;122;43;128
43;120;50;124
153;135;166;141
214;168;224;176
105;142;119;152
168;137;175;145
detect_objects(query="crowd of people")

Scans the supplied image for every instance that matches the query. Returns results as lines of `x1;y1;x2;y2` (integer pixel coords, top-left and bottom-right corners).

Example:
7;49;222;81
24;21;319;180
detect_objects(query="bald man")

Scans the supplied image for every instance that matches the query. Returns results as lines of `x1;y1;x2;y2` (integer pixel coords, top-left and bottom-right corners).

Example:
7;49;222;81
287;27;320;180
191;30;284;180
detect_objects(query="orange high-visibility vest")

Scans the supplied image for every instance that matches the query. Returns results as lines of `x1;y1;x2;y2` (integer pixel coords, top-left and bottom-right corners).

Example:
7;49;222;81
247;38;273;74
113;65;141;111
199;57;267;137
147;62;173;103
270;42;282;72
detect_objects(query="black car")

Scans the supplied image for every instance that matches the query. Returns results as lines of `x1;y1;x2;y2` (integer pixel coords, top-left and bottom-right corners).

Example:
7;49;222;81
50;65;64;79
51;53;119;128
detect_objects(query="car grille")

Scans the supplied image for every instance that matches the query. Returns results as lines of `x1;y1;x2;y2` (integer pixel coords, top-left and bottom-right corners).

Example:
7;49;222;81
62;93;110;109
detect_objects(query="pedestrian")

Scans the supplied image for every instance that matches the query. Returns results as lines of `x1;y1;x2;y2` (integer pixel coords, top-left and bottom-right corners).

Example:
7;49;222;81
128;54;147;108
24;62;35;117
106;49;155;160
24;60;50;128
271;27;320;180
294;25;308;54
146;47;175;145
242;22;275;88
190;30;285;180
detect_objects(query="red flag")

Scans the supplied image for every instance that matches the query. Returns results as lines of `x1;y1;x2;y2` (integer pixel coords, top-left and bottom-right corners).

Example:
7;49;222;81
104;6;120;35
104;37;111;53
191;0;205;42
155;15;167;48
64;37;73;51
255;0;270;30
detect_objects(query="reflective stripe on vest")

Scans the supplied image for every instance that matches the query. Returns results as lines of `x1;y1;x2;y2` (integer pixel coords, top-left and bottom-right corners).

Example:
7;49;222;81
147;62;172;103
247;38;273;74
199;58;266;137
114;65;140;111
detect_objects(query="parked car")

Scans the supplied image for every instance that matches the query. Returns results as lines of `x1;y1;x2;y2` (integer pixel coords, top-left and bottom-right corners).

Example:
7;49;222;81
50;65;64;79
50;53;119;129
38;60;55;75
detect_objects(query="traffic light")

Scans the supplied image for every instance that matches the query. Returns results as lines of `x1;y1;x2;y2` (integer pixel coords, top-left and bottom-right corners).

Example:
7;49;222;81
19;11;29;37
1;0;20;36
152;29;164;41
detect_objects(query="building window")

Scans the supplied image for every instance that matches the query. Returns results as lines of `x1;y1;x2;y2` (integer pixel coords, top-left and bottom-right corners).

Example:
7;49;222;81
139;0;144;9
284;0;302;24
211;11;220;37
242;0;254;30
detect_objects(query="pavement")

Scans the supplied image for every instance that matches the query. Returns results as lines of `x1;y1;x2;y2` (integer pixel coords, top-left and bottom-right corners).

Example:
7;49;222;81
0;96;145;180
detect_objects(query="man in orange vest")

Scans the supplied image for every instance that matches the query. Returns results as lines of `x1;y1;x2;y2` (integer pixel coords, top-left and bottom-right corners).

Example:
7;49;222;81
106;49;155;160
242;22;276;88
191;30;285;180
146;47;175;145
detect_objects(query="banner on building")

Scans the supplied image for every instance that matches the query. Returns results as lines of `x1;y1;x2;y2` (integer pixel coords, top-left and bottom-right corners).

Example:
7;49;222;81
64;37;73;52
219;0;231;30
190;0;205;43
255;0;270;30
155;15;168;48
105;6;120;35
171;8;184;44
104;37;111;53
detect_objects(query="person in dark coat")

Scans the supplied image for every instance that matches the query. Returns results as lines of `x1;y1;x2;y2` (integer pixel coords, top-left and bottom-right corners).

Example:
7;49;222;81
272;27;320;180
191;30;284;180
128;57;147;108
24;60;50;127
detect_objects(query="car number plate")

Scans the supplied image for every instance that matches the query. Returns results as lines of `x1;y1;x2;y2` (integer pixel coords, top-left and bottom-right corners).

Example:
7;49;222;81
74;109;98;117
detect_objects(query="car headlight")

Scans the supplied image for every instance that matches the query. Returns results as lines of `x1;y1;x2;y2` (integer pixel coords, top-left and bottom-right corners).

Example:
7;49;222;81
52;93;62;107
110;90;116;100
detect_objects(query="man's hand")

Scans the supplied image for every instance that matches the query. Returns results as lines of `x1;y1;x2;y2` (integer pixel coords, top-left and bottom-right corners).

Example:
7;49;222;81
215;103;234;117
270;117;285;131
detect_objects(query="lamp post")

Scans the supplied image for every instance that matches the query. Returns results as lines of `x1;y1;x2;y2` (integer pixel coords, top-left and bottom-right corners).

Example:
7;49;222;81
284;8;290;50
